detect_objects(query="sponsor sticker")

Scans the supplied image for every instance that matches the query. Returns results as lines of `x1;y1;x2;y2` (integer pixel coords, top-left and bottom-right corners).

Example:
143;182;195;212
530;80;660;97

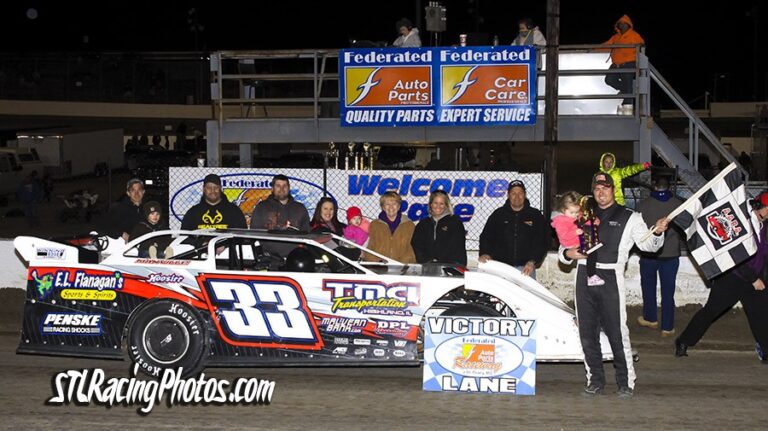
36;248;66;260
320;317;368;334
60;289;116;301
42;313;102;335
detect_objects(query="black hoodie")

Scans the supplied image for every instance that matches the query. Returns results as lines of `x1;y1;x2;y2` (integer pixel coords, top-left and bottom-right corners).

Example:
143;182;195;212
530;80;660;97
181;194;246;230
479;200;548;267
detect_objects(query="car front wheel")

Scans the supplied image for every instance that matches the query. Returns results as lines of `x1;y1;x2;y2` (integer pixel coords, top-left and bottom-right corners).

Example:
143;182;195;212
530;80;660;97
128;300;207;378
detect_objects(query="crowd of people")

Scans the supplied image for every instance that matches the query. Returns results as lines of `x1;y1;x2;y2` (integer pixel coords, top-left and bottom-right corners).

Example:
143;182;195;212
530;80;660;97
104;166;767;397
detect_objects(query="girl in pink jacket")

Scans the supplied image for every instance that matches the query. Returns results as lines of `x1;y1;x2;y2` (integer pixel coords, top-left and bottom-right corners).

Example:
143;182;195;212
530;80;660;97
343;206;369;246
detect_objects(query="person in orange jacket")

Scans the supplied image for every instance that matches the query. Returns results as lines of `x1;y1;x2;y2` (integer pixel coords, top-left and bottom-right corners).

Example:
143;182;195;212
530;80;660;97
602;15;645;106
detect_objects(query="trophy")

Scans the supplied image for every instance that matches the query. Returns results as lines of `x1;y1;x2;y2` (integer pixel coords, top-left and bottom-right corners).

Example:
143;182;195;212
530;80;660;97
372;146;381;170
576;196;603;254
327;142;338;169
346;142;355;170
363;142;371;170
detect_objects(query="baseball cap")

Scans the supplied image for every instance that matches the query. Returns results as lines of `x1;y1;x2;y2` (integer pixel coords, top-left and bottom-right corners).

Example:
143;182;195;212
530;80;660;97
591;172;614;188
751;190;768;209
126;178;144;190
203;173;222;187
507;180;526;192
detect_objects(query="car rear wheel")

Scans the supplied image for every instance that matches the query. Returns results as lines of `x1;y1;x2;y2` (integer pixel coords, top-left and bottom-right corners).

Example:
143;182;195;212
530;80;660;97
128;300;206;378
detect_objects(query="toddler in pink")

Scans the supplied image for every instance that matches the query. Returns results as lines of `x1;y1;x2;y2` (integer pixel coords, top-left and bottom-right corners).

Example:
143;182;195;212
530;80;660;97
343;206;369;246
551;191;604;286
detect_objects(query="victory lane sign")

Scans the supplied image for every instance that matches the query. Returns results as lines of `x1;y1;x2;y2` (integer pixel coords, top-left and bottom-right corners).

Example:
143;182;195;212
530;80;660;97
422;316;537;395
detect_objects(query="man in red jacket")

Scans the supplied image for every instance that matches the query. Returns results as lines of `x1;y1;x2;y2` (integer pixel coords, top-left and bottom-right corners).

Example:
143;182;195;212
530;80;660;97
602;15;645;107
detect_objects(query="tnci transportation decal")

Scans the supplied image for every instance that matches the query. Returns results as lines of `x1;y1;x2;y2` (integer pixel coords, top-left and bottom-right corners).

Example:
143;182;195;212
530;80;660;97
339;46;536;127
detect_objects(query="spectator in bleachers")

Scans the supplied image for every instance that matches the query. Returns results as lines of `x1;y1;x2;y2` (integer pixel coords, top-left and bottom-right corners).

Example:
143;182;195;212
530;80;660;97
392;18;421;48
601;15;644;107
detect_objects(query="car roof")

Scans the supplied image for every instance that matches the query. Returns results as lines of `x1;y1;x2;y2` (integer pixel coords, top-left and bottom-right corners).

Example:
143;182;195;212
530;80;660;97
205;228;332;242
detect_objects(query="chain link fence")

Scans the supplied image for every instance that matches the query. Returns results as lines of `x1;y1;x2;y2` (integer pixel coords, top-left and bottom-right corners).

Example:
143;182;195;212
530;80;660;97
169;167;544;250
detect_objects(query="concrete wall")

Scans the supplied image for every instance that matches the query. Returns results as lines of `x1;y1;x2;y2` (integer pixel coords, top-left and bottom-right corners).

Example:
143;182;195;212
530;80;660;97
1;241;712;306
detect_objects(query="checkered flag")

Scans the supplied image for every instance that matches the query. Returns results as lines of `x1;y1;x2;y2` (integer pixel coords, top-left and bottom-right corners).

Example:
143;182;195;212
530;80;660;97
672;163;759;280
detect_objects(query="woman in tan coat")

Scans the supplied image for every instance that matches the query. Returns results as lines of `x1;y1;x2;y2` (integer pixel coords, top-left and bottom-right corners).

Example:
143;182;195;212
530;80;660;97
364;191;416;263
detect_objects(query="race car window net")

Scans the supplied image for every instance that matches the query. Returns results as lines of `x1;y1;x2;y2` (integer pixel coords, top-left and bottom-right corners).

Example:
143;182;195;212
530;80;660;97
123;233;208;260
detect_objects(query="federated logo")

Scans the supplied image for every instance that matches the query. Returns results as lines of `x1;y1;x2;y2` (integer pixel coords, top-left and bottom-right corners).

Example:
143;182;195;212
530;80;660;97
344;66;431;107
454;343;503;373
170;172;332;229
441;64;529;105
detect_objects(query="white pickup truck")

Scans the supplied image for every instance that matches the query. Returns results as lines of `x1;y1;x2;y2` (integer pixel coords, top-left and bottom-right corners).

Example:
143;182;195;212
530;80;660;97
0;148;44;198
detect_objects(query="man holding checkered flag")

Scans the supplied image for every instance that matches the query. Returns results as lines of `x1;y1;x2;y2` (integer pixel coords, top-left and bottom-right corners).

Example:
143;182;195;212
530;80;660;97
671;163;768;362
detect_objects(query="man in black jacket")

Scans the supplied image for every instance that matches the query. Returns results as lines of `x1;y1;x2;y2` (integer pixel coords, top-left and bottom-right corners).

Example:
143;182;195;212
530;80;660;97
106;178;145;241
181;174;247;230
478;180;547;279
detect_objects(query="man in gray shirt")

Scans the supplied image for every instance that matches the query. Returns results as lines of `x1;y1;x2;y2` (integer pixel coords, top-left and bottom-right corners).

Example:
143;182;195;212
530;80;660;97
250;174;310;257
635;177;684;336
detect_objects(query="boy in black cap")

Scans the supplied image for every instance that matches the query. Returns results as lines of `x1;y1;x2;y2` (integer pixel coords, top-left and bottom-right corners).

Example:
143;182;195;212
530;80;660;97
181;173;247;230
128;201;170;257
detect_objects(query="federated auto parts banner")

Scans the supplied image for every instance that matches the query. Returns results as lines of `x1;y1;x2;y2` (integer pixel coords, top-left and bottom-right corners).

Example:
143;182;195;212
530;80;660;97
422;316;536;395
169;168;543;250
339;46;536;127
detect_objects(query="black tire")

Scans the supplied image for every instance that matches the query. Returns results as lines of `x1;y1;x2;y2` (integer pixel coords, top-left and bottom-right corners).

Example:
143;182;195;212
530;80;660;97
128;300;207;378
441;303;502;317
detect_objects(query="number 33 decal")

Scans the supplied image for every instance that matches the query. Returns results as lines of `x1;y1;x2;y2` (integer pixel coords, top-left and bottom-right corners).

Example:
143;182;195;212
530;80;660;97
200;275;322;349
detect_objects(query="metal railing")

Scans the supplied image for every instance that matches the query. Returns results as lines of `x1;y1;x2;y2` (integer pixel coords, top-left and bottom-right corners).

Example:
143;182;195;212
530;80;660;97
0;51;210;104
209;45;647;122
649;63;749;181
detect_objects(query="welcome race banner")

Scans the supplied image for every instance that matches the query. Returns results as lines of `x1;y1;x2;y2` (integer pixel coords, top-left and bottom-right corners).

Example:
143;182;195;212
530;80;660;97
339;46;536;127
169;168;543;251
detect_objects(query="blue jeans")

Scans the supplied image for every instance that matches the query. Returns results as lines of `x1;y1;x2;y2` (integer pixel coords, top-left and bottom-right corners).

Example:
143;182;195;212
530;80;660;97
639;257;680;331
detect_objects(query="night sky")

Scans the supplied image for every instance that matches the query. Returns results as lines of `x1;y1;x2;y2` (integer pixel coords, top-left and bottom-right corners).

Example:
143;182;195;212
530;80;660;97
2;1;766;103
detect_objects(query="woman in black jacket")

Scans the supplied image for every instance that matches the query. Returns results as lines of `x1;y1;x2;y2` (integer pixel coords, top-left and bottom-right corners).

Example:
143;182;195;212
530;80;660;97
309;197;346;236
411;190;467;266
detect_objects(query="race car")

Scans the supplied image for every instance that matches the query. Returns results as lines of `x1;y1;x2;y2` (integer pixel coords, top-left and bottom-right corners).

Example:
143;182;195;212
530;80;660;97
14;229;613;377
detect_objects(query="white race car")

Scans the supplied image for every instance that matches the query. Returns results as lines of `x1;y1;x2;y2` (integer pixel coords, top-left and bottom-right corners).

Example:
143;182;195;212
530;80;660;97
14;229;613;376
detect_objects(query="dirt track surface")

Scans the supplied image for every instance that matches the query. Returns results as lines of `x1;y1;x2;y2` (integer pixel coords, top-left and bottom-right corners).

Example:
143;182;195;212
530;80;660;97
1;288;766;430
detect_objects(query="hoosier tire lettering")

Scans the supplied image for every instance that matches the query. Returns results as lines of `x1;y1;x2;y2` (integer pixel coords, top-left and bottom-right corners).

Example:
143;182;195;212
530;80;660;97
127;300;207;378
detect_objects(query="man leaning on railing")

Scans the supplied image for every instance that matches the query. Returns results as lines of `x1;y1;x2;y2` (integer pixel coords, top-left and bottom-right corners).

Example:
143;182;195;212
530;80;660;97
600;14;645;111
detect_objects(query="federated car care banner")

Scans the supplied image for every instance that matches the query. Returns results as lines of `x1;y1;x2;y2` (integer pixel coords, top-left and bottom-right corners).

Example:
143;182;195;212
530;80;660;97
422;316;536;395
339;46;536;127
169;168;543;250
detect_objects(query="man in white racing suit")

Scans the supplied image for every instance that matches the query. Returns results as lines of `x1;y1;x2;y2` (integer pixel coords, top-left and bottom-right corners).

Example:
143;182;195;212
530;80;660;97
560;172;670;397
